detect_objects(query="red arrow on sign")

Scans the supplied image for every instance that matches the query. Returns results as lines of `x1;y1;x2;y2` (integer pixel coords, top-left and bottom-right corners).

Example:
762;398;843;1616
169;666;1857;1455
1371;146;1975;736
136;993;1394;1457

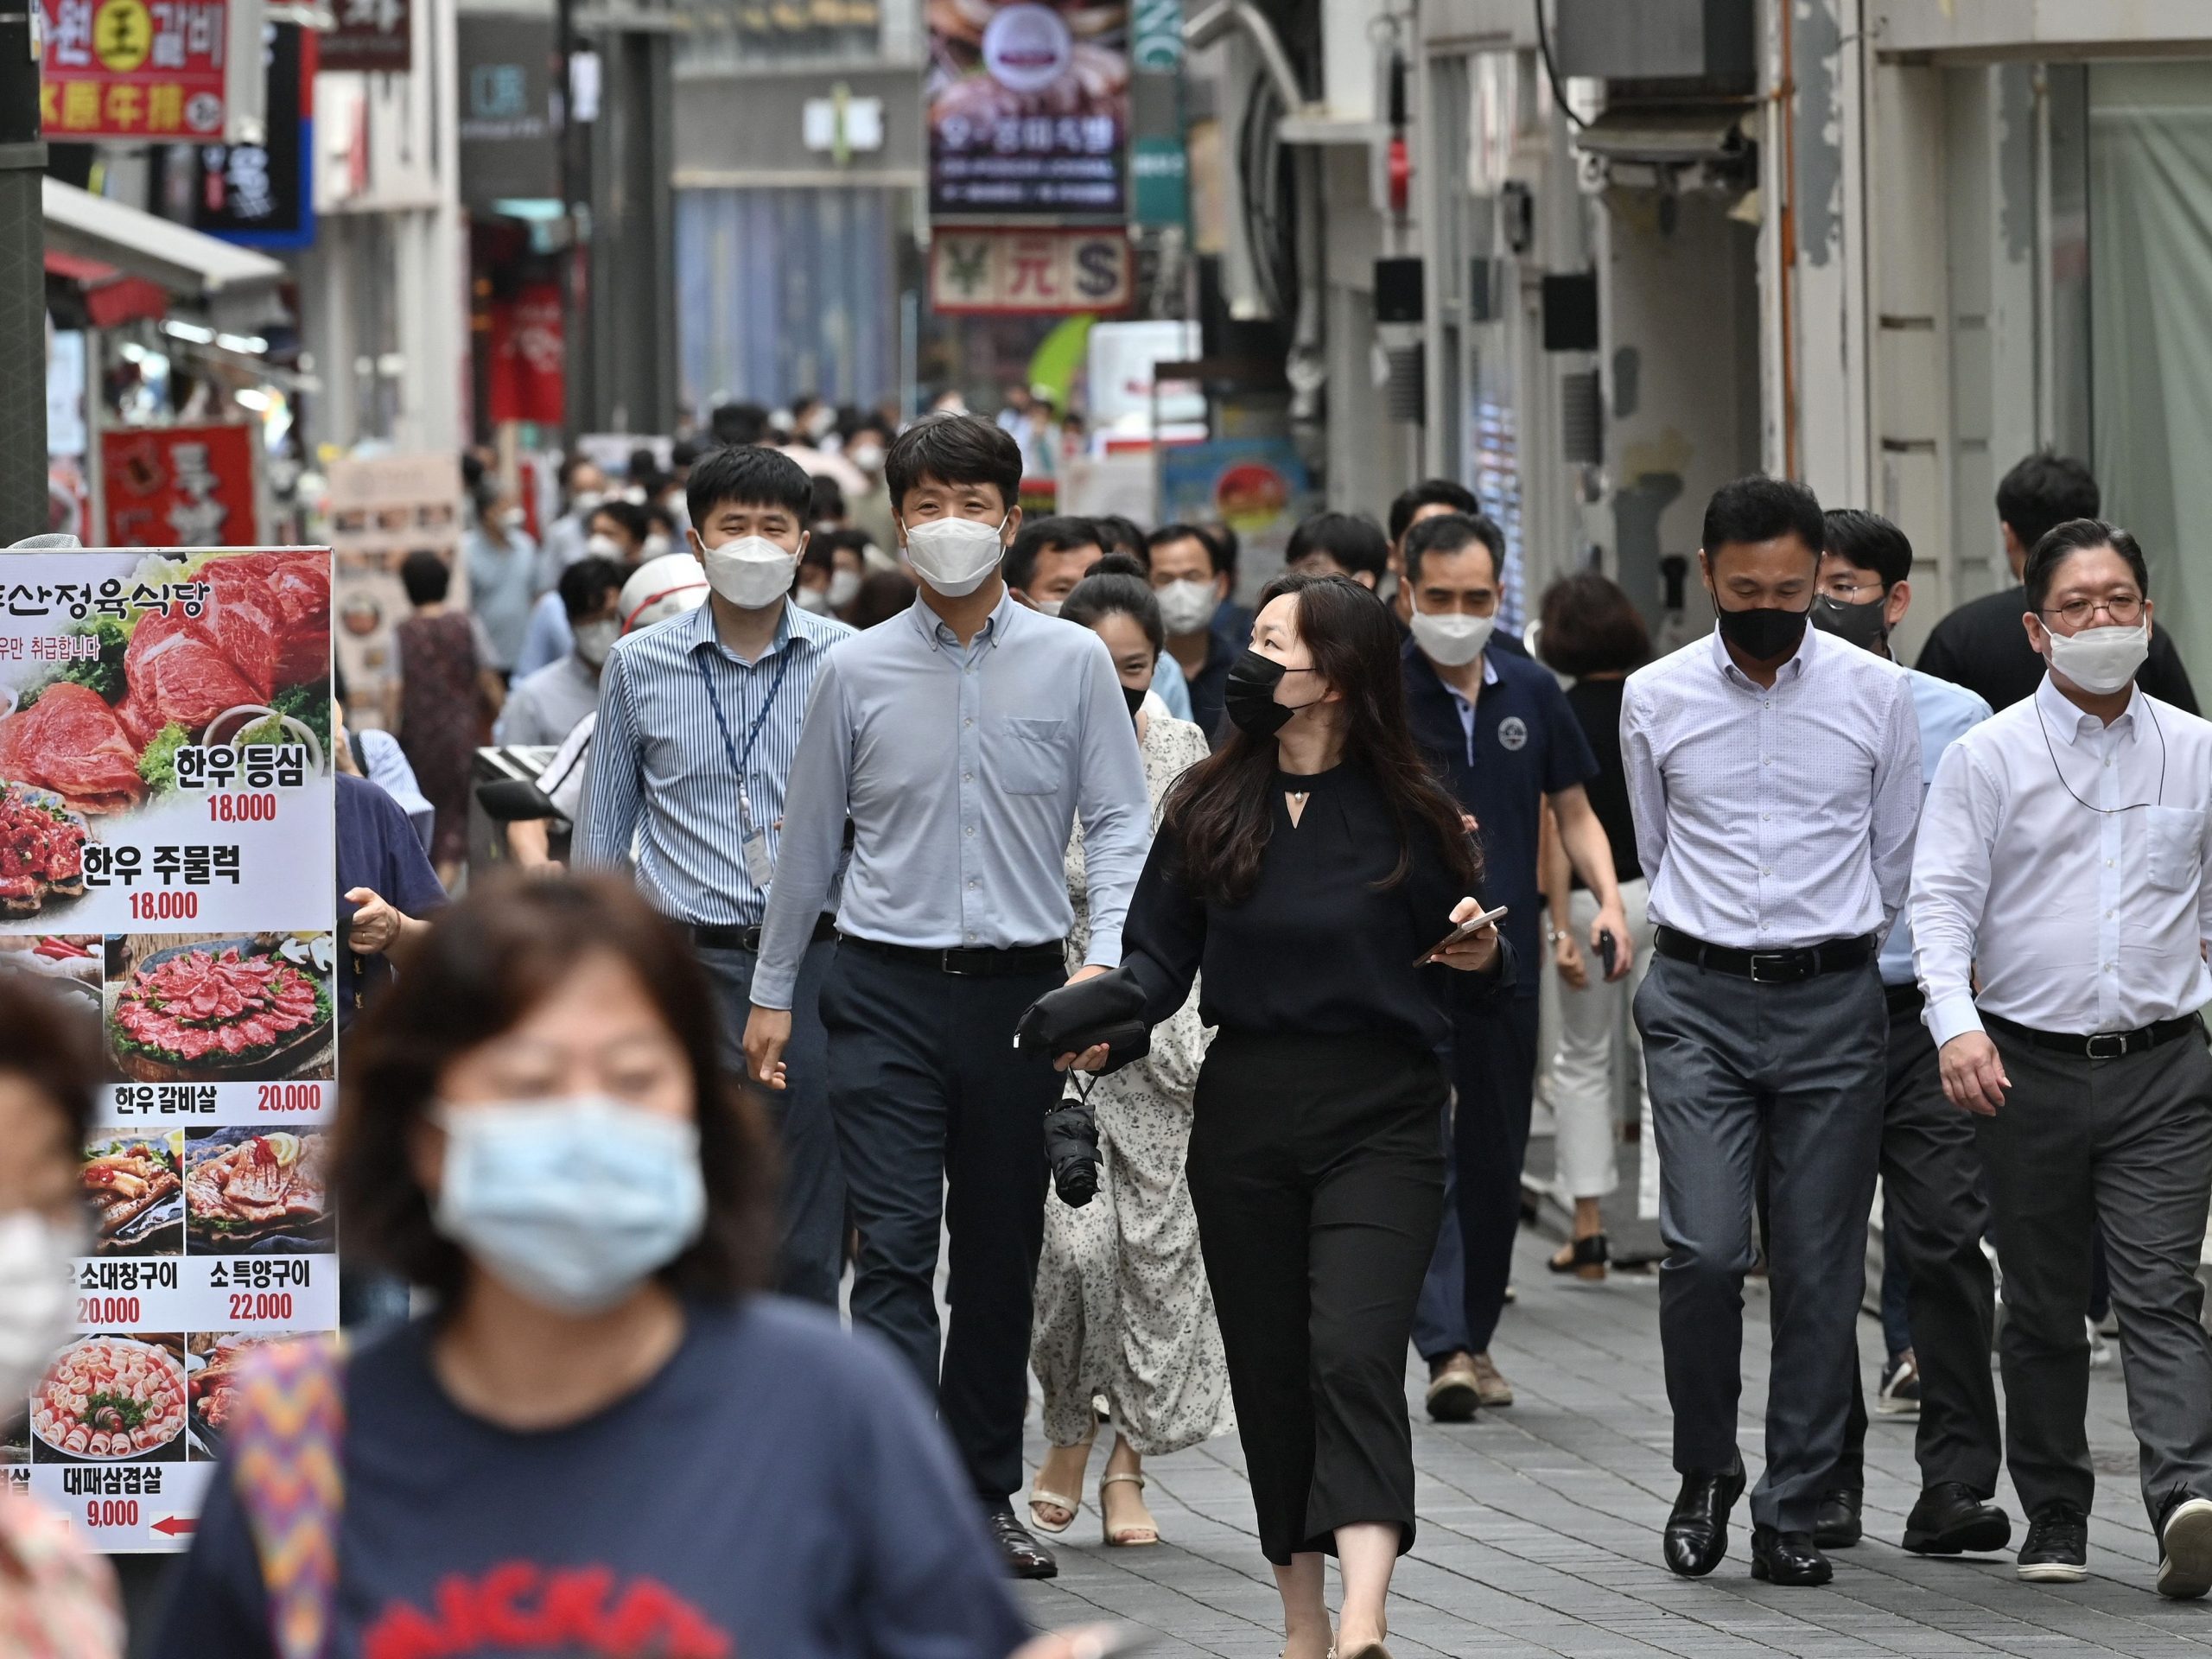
150;1516;196;1536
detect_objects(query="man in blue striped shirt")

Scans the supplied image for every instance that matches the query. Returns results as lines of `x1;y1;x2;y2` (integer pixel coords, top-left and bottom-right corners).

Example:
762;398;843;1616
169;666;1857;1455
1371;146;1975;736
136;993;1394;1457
578;445;855;1306
747;414;1151;1579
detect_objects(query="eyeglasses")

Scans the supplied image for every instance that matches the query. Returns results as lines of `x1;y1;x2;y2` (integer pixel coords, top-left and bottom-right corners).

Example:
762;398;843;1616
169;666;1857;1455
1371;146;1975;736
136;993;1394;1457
2042;594;2145;629
1819;578;1886;603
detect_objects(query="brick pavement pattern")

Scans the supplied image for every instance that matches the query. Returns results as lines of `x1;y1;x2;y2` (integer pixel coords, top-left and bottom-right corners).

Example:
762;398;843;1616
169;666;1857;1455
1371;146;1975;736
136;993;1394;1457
1016;1228;2212;1656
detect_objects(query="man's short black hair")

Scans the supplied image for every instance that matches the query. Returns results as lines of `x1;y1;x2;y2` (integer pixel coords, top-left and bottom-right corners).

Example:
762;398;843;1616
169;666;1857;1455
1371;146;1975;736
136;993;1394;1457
1701;476;1825;563
1402;512;1506;587
1005;515;1101;593
400;550;450;607
1821;508;1914;592
809;474;847;523
1146;521;1223;575
589;499;650;547
883;413;1023;515
710;402;769;447
1998;452;2100;556
1200;520;1239;575
670;437;709;472
1092;514;1147;560
685;444;813;529
2024;518;2150;612
558;556;625;624
1388;479;1481;545
1286;512;1389;582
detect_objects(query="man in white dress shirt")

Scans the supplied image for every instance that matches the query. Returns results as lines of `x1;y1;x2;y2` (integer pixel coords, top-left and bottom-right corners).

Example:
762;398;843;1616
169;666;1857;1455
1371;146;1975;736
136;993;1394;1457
1911;518;2212;1598
1624;476;1922;1587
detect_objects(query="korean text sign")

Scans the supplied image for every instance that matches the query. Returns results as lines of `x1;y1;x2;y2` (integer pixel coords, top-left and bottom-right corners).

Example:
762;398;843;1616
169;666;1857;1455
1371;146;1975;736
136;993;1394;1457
99;427;259;551
927;1;1128;218
41;0;229;142
0;547;337;1553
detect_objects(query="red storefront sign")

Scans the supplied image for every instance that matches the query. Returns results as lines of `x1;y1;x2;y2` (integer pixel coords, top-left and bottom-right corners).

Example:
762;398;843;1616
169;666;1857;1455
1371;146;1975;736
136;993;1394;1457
40;0;231;141
99;425;260;548
486;283;566;427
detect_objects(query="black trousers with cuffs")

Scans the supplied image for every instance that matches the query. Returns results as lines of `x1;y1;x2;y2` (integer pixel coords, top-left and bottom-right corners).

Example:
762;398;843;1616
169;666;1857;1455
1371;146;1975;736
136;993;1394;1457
1186;1028;1448;1565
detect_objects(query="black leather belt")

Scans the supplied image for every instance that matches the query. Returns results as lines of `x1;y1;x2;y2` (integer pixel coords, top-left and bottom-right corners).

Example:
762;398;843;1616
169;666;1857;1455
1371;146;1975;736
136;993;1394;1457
1654;926;1875;985
688;914;837;954
842;935;1066;977
1885;981;1925;1020
1983;1010;2203;1061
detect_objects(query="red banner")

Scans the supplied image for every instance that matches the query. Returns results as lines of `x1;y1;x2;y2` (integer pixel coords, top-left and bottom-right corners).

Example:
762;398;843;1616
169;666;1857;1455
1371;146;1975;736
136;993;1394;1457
486;282;565;428
40;0;231;142
99;426;260;549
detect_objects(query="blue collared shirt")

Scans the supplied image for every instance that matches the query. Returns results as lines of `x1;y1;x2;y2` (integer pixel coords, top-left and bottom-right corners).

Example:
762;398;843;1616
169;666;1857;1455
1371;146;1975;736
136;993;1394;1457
1880;664;1992;985
576;597;854;928
753;588;1151;1010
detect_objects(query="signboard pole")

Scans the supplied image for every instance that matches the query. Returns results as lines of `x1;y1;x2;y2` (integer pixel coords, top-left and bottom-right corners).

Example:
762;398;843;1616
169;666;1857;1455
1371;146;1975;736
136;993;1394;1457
0;0;48;543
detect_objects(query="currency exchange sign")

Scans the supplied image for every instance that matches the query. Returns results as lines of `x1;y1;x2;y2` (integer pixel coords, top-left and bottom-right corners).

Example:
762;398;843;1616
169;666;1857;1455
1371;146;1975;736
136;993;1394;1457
41;0;230;142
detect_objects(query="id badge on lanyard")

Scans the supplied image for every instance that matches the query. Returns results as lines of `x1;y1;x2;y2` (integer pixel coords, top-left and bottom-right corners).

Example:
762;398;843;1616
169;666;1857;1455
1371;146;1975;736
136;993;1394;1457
698;648;791;893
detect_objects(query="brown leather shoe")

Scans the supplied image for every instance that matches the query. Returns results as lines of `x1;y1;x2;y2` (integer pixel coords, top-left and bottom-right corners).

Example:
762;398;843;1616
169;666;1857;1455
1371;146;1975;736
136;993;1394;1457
1424;1353;1480;1422
1471;1351;1514;1408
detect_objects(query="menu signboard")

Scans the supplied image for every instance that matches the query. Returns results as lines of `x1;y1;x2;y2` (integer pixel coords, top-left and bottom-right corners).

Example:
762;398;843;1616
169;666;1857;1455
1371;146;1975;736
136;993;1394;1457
927;0;1128;219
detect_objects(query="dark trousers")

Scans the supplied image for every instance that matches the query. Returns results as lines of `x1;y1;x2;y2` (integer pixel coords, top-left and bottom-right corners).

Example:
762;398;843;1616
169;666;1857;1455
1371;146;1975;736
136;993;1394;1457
819;944;1062;1506
1188;1029;1446;1565
697;937;846;1306
1979;1025;2212;1528
1637;952;1885;1532
1411;1098;1470;1362
1834;1006;2000;1496
1451;994;1541;1356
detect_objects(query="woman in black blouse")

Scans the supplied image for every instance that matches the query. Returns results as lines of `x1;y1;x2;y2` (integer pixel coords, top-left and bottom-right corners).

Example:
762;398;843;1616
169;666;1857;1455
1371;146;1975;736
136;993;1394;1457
1065;574;1504;1659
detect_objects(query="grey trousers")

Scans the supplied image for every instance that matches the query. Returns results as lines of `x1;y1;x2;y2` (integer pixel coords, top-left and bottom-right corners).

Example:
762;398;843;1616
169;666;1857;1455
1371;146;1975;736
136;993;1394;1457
1834;1006;2001;1496
1636;951;1885;1532
1979;1023;2212;1529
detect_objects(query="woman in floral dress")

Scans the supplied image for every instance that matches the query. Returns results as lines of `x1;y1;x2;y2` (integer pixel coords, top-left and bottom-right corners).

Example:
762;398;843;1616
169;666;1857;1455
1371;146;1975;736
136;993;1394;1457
1028;559;1233;1548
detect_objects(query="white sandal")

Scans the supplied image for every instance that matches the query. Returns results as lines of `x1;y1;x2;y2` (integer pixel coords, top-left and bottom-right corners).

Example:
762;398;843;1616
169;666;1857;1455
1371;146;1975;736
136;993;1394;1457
1099;1471;1160;1547
1027;1483;1080;1536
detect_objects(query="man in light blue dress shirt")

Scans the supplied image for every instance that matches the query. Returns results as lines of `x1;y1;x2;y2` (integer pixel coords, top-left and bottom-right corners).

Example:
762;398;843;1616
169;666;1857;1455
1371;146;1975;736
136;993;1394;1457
577;447;855;1306
747;414;1150;1580
1806;509;2007;1562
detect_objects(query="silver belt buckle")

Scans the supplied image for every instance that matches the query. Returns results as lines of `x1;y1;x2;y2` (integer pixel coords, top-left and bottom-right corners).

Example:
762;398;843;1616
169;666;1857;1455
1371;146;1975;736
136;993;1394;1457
1747;952;1795;985
2084;1031;2129;1060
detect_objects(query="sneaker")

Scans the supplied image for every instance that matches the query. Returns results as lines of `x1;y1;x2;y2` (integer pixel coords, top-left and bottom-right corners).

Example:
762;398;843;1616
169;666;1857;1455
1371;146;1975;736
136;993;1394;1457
2017;1500;2089;1583
1875;1350;1922;1417
2158;1496;2212;1599
2087;1318;2113;1370
1470;1351;1515;1408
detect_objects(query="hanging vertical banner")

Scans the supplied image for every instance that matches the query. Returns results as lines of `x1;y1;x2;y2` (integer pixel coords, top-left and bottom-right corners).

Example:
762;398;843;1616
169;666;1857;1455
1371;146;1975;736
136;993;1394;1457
321;0;411;73
927;1;1128;219
99;427;261;550
38;0;232;141
486;281;566;427
0;545;336;1553
190;23;316;249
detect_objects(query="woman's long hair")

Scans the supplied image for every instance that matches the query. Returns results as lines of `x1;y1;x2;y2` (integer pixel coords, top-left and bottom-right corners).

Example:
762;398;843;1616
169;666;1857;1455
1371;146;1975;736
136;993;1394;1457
1162;573;1479;906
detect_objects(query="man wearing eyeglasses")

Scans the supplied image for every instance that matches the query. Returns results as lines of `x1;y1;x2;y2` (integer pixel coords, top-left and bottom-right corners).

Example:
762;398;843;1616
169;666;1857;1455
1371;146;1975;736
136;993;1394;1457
1912;518;2212;1599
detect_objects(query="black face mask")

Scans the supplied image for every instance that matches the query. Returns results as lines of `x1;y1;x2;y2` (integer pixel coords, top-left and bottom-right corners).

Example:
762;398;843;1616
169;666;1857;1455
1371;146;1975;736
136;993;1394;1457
1808;591;1891;654
1713;600;1812;663
1122;681;1147;721
1224;649;1314;740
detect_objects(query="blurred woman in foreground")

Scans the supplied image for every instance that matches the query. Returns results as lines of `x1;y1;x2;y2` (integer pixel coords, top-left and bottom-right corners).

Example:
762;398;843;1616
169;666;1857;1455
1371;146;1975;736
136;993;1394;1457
0;975;123;1659
154;876;1045;1657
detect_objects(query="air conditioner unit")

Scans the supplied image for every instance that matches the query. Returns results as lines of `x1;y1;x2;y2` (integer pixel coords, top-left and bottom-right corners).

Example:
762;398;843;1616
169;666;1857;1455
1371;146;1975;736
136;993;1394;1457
1553;0;1753;89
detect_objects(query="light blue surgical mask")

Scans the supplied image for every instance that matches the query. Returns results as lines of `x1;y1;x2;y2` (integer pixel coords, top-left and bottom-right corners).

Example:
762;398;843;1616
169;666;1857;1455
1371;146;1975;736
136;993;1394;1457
433;1096;706;1314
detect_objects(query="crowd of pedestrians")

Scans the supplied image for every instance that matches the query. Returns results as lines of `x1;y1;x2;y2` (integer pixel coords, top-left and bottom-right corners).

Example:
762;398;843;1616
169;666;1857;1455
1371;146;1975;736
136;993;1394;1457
8;419;2212;1656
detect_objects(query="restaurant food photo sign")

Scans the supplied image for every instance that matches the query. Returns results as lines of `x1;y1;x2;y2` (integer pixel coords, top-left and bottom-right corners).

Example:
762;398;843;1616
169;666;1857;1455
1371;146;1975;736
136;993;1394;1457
928;0;1128;218
0;546;337;1552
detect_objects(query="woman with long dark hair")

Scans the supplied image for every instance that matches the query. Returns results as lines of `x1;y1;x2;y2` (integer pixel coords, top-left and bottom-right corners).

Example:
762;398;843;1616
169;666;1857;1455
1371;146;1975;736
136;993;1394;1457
1066;574;1505;1659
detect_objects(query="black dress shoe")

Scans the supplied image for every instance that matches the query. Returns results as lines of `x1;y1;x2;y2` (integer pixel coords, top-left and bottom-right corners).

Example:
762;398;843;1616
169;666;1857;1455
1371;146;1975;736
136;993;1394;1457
986;1509;1058;1580
1904;1482;2012;1555
1814;1488;1862;1549
1663;1458;1746;1577
1751;1525;1833;1586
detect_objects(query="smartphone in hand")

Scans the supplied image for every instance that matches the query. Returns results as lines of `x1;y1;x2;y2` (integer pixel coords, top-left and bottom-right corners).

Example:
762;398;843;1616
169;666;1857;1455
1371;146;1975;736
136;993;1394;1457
1416;904;1509;967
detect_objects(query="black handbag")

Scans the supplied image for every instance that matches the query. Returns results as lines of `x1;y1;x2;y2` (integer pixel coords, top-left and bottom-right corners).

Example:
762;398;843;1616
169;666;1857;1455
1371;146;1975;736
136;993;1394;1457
1014;966;1153;1210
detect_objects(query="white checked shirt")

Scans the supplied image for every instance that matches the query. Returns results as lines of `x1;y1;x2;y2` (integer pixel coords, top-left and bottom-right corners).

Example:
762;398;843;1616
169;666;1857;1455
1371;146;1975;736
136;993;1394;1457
1910;676;2212;1046
1622;624;1922;950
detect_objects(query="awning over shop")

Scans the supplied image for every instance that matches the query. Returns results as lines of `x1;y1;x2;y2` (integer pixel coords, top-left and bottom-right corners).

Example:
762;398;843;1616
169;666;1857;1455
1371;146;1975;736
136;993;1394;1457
42;249;172;329
1572;105;1752;169
41;178;287;333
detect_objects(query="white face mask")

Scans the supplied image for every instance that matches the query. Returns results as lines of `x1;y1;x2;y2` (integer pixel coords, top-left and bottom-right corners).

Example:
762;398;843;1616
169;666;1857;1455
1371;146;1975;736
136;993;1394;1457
700;532;800;609
642;532;673;561
794;587;832;615
498;506;527;532
849;442;885;476
1408;601;1496;668
573;618;620;665
827;568;862;610
804;406;837;442
571;490;604;517
0;1212;86;1425
1154;578;1217;637
1032;598;1063;619
2045;620;2150;696
583;532;622;561
902;515;1007;598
